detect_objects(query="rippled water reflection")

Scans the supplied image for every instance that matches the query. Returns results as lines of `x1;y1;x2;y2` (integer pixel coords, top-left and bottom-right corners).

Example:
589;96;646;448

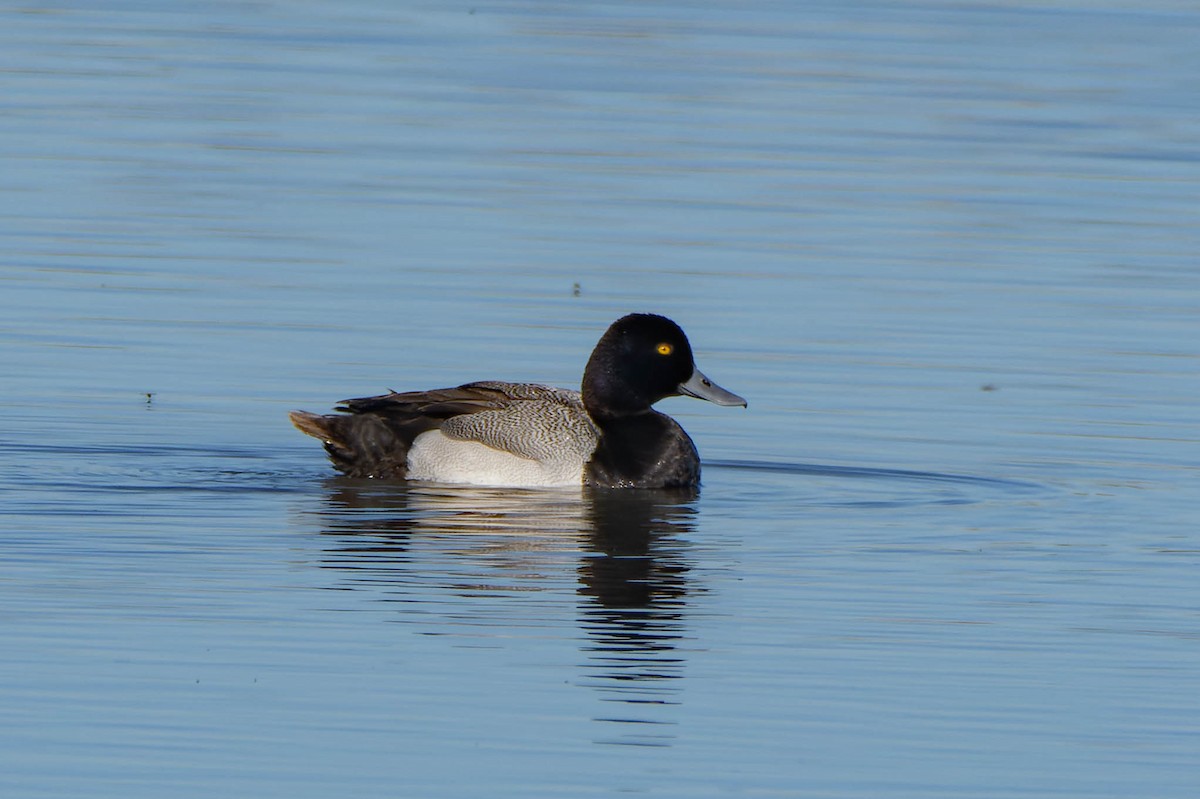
304;482;701;746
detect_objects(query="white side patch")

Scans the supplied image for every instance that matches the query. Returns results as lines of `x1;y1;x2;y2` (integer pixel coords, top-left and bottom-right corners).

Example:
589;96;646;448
406;429;585;488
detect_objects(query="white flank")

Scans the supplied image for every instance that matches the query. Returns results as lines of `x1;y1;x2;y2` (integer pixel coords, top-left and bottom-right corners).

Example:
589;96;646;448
406;429;585;488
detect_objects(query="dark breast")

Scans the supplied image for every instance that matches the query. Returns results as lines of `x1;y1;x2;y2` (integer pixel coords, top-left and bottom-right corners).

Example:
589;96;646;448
583;412;701;489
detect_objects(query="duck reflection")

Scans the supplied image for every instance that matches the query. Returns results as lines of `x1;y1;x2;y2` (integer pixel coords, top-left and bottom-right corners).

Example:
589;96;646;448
305;478;699;746
578;488;697;746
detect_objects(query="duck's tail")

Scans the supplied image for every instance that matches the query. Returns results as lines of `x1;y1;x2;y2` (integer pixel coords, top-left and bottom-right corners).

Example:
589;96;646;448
288;410;410;478
288;410;334;441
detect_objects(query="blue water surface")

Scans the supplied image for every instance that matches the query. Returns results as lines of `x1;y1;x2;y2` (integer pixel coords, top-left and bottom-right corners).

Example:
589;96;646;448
2;2;1198;797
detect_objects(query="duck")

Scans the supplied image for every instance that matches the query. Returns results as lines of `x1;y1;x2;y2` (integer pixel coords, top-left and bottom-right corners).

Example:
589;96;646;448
289;313;746;488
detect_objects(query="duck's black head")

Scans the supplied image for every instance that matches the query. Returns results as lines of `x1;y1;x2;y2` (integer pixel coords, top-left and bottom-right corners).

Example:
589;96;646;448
582;313;746;419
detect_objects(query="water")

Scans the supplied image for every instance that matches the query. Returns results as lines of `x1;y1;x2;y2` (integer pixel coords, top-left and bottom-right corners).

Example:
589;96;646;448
2;2;1198;797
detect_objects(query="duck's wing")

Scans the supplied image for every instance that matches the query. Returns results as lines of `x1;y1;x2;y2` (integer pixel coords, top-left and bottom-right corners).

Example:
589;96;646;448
338;381;578;419
289;382;591;478
438;387;598;464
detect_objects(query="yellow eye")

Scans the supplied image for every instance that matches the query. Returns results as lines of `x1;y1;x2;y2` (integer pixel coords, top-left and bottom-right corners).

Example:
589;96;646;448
656;342;673;356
